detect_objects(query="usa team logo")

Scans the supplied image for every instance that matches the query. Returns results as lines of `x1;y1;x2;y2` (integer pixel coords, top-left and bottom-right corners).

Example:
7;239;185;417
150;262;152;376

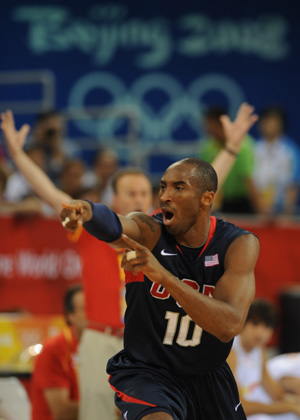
204;254;219;267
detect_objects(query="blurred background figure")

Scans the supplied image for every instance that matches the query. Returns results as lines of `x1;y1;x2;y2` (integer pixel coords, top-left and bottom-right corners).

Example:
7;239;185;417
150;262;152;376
198;105;259;214
227;299;300;420
253;105;300;216
31;284;86;420
84;148;120;207
4;145;46;202
0;377;30;420
111;167;153;215
0;163;42;215
58;158;86;199
267;353;300;397
30;110;79;184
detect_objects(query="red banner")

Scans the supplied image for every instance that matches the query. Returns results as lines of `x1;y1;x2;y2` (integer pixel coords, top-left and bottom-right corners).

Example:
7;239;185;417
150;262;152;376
1;215;300;315
0;215;82;315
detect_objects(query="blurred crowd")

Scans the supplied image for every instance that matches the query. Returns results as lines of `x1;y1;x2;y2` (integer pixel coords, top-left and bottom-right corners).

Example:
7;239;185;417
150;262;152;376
1;103;300;219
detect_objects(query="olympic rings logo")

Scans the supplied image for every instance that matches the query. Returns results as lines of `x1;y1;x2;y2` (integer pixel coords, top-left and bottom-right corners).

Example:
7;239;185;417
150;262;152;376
67;72;246;142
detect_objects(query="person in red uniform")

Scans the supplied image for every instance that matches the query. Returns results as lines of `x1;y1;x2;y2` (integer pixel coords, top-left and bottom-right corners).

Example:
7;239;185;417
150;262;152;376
31;284;86;420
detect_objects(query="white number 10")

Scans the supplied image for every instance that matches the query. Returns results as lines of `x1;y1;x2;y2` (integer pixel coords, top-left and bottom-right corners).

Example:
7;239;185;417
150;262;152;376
163;311;203;347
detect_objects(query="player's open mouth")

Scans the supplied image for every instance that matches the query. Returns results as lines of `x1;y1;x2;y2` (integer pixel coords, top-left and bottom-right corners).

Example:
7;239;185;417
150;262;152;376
162;210;174;225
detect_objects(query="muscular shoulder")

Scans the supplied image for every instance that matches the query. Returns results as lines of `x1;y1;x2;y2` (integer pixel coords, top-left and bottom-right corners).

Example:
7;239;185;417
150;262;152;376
225;233;259;271
128;212;161;249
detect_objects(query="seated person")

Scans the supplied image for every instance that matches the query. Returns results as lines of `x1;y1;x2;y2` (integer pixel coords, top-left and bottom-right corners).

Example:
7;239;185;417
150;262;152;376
267;353;300;397
227;298;300;420
31;284;86;420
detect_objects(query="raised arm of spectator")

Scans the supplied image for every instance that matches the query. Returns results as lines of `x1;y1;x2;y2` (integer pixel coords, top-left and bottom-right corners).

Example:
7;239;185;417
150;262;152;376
1;110;71;214
212;102;258;187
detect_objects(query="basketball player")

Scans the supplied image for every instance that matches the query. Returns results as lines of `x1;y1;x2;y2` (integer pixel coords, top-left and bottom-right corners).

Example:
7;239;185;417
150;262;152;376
60;154;260;420
1;103;258;420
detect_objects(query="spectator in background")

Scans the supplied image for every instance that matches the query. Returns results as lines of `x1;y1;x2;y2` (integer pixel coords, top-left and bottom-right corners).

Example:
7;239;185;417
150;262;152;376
199;105;259;214
59;158;87;199
83;148;120;208
267;353;300;397
227;299;300;420
4;144;46;202
253;105;300;216
31;284;86;420
151;184;161;213
30;110;79;184
0;164;42;215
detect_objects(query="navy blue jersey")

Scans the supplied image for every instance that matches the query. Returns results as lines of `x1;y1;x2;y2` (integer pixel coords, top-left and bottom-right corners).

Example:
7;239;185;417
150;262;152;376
123;215;254;375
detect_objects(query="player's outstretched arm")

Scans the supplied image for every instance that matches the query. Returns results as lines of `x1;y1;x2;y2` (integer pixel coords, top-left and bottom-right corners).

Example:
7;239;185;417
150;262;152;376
60;201;161;249
0;110;71;214
121;233;259;342
212;102;258;187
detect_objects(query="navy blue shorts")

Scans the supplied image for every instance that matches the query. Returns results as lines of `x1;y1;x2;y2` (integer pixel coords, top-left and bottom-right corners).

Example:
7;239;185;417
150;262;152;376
107;350;246;420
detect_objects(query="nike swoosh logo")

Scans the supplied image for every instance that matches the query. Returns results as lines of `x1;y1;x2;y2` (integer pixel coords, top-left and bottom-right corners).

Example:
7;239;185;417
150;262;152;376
234;402;241;411
161;249;178;256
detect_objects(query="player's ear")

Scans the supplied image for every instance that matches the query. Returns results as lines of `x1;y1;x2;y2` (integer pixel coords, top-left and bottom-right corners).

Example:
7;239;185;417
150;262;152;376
200;191;214;208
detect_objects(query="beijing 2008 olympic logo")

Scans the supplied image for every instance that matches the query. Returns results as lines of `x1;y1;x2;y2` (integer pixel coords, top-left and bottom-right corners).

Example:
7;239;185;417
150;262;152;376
68;71;245;142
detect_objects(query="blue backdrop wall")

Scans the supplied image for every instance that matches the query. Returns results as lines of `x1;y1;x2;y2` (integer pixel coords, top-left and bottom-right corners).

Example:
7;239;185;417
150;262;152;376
1;0;299;177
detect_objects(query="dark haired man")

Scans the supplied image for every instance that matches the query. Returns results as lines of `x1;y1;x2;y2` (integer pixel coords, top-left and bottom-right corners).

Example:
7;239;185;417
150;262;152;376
31;284;85;420
254;105;300;215
227;299;300;419
199;105;258;214
60;155;260;420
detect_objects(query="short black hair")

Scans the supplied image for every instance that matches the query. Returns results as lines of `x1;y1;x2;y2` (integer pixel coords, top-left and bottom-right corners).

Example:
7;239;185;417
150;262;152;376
63;284;82;324
259;105;288;132
246;298;278;329
204;106;228;121
34;110;62;125
177;157;218;194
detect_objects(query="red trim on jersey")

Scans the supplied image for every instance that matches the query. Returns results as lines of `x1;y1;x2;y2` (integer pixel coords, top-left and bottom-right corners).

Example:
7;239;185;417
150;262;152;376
198;216;217;258
125;271;144;284
176;216;217;258
176;244;183;254
108;376;157;407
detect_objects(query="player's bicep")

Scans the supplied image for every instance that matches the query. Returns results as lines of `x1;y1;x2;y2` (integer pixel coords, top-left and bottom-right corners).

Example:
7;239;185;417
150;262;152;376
110;213;161;249
213;234;259;325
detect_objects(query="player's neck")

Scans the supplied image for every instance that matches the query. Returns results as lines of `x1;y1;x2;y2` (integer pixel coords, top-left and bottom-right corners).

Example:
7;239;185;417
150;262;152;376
175;215;211;247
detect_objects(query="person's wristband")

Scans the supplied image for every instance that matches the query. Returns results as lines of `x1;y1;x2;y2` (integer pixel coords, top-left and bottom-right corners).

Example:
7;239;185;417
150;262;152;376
224;146;239;157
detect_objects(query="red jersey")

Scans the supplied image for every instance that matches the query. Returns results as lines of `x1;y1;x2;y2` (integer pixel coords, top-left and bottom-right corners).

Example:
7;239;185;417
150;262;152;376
70;228;124;329
31;328;79;420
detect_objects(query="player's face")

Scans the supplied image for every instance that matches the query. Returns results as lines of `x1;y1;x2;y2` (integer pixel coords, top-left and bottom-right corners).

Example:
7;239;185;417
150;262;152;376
114;174;153;215
241;322;274;351
159;163;203;238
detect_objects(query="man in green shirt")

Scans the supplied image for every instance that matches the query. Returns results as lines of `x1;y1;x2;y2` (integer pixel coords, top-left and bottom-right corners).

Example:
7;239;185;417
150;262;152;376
199;106;258;214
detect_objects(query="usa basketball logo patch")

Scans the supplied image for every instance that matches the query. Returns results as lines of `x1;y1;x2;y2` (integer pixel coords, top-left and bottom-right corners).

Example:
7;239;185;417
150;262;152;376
204;254;219;267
